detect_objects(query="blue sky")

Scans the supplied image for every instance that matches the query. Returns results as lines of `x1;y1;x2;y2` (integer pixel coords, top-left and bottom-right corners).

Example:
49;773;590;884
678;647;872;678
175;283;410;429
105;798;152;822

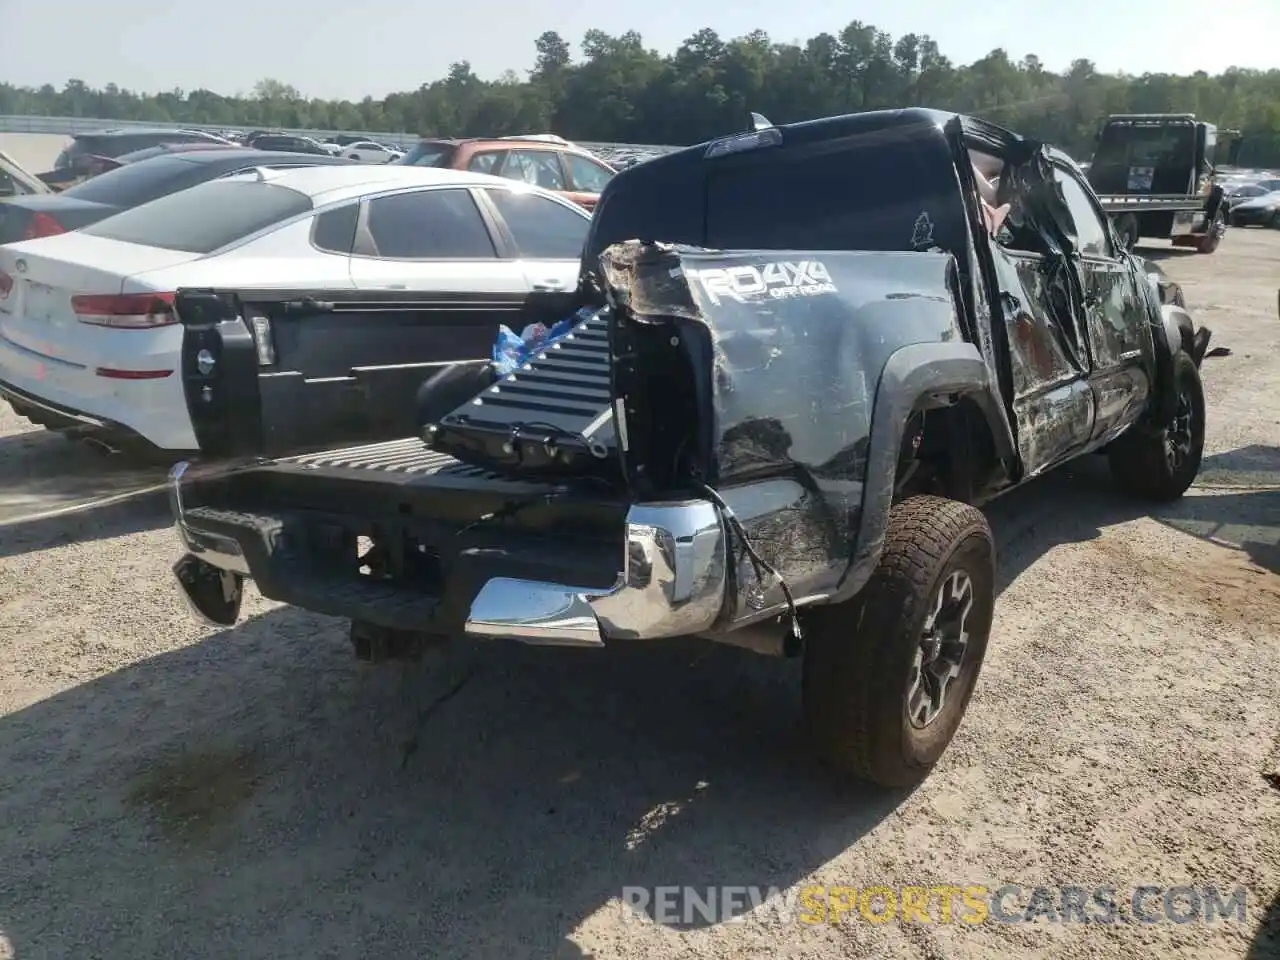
3;0;1277;101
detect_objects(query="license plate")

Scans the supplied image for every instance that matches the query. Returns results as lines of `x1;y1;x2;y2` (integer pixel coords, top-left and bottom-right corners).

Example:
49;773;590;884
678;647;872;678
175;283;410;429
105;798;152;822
1127;166;1154;192
22;280;57;322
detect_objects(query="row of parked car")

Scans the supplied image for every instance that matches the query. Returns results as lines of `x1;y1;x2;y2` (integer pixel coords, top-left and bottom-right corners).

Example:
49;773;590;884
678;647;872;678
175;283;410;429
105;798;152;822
0;127;617;455
1221;171;1280;228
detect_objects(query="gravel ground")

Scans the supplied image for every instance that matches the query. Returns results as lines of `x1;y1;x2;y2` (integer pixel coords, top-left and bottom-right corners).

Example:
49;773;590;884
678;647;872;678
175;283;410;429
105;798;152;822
0;233;1277;960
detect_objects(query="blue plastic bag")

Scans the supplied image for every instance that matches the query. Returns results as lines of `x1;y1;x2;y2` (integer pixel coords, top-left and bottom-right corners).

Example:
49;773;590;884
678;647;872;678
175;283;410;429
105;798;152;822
491;325;528;376
490;308;600;376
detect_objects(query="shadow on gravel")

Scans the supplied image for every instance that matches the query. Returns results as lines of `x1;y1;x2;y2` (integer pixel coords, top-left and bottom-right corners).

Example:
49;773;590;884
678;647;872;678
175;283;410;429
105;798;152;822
0;430;170;558
989;445;1280;585
0;611;905;959
1248;891;1280;959
0;445;1275;959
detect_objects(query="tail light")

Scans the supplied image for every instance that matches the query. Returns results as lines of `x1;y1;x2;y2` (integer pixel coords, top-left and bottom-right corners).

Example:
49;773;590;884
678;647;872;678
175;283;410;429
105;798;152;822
22;213;67;240
72;292;177;328
0;269;12;299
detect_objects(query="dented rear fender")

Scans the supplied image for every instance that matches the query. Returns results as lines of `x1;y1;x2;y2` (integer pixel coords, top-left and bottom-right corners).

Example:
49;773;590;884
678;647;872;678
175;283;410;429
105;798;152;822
600;241;1002;622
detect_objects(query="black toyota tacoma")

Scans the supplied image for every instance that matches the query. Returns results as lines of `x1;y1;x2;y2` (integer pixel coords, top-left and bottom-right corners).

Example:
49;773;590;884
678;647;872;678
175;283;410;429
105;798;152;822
167;108;1212;788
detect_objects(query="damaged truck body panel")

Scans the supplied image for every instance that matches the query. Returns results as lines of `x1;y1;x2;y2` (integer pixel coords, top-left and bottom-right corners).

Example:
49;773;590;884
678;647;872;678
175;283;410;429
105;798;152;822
599;242;995;625
166;107;1214;789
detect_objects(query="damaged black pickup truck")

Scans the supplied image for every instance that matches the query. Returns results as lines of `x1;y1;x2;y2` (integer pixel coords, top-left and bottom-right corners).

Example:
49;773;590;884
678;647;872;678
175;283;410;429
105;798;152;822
167;109;1212;788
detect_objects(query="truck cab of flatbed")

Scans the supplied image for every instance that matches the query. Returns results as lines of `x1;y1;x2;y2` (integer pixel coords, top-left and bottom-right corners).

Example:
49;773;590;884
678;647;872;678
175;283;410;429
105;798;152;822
169;108;1211;789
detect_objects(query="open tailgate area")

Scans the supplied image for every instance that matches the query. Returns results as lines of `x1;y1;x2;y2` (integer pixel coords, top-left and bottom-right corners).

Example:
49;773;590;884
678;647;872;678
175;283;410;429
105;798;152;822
177;438;629;632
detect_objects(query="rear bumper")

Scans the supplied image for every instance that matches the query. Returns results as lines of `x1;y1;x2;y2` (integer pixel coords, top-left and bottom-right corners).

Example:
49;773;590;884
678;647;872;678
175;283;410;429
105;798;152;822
0;375;195;457
167;460;729;646
0;325;198;452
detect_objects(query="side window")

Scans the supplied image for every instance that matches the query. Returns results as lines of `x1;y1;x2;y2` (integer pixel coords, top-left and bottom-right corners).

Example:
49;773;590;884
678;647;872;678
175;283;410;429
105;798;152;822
486;189;589;259
364;189;496;259
1053;169;1112;257
468;151;504;174
565;153;614;193
312;203;359;254
0;169;16;197
499;150;565;191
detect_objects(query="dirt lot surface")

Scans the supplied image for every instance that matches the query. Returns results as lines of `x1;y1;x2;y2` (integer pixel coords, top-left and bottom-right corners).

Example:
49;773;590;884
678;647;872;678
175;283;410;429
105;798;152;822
0;233;1277;959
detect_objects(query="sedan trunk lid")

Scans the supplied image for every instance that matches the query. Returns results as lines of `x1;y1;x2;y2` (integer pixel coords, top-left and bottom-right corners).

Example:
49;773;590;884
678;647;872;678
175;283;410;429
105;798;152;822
0;234;199;367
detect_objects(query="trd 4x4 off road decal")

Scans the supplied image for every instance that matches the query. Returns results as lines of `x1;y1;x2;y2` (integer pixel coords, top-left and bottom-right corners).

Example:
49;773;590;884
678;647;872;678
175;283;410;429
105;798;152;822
686;260;838;305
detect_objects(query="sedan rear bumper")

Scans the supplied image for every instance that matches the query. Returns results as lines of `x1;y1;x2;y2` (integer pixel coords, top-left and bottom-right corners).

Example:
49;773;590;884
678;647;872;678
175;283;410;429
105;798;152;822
0;375;195;457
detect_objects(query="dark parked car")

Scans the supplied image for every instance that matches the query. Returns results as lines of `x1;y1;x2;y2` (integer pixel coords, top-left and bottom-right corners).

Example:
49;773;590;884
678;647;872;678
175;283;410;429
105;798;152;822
0;148;356;243
53;128;233;174
246;134;334;156
167;108;1213;790
1227;189;1280;228
102;142;244;167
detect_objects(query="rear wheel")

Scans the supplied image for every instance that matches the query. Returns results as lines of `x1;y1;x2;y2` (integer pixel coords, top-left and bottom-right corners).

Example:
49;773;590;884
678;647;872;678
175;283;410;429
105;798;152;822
802;496;995;788
1108;351;1205;501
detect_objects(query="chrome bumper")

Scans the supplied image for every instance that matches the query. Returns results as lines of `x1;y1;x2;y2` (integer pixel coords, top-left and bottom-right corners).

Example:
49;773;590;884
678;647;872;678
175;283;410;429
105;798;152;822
465;500;727;646
169;459;249;575
169;457;729;647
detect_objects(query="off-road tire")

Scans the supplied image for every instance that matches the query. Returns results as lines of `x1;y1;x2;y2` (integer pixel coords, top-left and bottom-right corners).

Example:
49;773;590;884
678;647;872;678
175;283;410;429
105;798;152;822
802;495;995;789
1108;350;1205;501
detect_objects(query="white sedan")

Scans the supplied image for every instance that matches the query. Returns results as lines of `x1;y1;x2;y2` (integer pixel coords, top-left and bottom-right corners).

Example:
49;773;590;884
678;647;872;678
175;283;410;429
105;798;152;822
0;165;593;458
343;141;405;163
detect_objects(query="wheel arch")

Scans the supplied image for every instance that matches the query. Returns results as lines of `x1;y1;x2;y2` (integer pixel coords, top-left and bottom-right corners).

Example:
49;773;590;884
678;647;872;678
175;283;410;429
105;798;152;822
829;342;1013;607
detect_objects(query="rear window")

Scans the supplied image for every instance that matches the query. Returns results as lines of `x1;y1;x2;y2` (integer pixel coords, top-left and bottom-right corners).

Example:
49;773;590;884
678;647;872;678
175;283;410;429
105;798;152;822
251;137;295;151
1095;124;1196;167
62;155;210;208
706;130;965;254
81;179;313;253
401;142;455;167
75;133;159;158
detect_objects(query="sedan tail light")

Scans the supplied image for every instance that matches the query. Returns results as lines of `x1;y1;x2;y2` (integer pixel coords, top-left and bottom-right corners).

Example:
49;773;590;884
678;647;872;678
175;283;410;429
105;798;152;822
22;213;68;240
72;292;177;328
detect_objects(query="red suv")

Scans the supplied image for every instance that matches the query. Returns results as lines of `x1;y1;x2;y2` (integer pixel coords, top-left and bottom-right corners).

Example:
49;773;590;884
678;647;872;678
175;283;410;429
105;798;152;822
397;137;616;210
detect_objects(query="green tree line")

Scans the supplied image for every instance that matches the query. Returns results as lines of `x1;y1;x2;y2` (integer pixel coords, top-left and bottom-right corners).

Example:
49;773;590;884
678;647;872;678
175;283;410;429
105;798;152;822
4;23;1280;165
